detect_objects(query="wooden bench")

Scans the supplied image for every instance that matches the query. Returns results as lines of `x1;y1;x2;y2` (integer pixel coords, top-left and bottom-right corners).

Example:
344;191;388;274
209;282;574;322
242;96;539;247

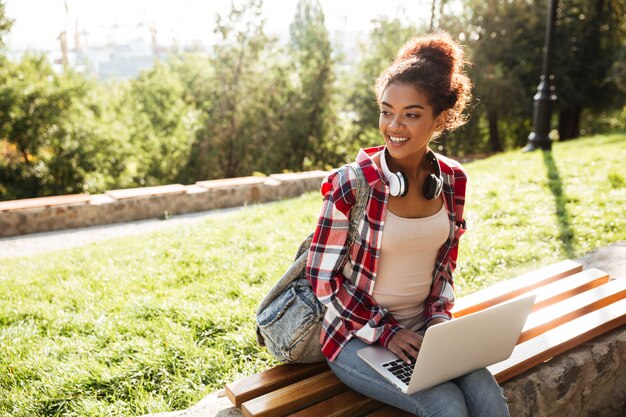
224;259;626;417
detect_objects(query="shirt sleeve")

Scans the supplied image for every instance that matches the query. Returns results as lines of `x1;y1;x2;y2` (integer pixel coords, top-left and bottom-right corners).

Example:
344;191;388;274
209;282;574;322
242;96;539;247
306;166;401;346
424;165;468;324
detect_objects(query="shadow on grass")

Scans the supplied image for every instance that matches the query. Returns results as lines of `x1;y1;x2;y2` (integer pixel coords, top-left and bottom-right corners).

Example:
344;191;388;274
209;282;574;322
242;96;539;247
542;150;575;258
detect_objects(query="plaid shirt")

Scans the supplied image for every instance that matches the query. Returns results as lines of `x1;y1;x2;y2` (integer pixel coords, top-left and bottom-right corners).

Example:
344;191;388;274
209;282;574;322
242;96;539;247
306;146;467;362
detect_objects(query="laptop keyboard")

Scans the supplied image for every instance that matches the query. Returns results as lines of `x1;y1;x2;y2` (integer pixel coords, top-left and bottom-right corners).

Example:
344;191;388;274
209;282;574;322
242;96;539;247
382;359;415;385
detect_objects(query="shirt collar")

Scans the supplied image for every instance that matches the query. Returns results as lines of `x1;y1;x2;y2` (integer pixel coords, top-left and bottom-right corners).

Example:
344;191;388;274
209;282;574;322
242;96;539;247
355;146;451;190
355;146;387;187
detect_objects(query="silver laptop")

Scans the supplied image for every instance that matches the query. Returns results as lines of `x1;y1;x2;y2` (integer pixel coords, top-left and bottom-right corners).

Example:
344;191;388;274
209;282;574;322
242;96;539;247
358;295;536;394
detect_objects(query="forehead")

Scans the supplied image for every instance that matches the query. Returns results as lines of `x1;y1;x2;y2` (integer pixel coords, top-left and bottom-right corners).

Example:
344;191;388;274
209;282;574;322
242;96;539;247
380;82;431;109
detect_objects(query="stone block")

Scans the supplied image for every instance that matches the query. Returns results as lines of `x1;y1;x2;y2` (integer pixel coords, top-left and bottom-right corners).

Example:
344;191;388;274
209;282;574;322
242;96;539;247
504;326;626;417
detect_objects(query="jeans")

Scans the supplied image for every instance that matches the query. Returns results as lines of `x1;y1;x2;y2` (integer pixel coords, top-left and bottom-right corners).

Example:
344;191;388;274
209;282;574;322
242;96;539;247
327;337;510;417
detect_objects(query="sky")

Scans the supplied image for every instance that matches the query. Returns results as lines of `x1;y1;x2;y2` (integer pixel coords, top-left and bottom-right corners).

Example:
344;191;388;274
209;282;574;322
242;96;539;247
3;0;439;52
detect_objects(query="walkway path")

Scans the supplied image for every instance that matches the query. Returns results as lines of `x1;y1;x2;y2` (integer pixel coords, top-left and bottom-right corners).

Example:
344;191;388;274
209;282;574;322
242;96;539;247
0;206;242;259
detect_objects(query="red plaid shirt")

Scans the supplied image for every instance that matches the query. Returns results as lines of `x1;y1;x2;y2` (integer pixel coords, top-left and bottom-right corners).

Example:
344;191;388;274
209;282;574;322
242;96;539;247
306;146;467;361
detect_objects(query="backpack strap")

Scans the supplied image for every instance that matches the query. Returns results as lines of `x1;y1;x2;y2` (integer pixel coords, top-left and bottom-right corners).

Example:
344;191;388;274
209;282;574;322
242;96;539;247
347;162;368;246
256;163;369;314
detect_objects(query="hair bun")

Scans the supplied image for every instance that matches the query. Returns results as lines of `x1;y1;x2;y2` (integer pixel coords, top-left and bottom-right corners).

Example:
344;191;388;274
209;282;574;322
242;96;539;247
375;31;473;134
394;32;464;75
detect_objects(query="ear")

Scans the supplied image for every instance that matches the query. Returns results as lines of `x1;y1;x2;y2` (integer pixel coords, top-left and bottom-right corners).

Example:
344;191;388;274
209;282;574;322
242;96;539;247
434;112;447;132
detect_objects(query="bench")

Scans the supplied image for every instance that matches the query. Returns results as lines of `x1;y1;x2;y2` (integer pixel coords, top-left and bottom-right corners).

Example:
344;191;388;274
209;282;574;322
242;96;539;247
225;259;626;416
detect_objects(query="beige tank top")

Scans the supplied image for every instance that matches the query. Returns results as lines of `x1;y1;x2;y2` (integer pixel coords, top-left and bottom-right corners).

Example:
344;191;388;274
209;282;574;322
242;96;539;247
373;203;449;331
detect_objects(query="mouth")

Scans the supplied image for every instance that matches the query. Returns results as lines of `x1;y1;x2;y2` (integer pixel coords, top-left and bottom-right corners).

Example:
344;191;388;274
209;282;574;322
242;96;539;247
388;135;410;144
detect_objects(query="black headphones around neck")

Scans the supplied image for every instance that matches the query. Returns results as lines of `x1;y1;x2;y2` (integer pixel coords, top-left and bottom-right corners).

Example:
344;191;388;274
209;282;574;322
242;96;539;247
380;148;443;200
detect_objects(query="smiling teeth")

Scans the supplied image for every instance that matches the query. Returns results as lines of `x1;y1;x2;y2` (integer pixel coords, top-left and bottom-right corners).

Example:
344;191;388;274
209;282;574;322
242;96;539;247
389;136;409;143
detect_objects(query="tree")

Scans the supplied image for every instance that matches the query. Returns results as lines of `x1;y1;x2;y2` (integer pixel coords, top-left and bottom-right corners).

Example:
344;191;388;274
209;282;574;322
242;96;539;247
0;1;13;47
126;62;199;185
452;0;544;153
552;0;626;140
0;55;128;199
185;0;286;180
283;0;335;171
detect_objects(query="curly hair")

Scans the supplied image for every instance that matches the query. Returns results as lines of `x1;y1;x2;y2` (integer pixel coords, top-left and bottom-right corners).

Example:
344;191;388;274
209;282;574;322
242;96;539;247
375;32;473;132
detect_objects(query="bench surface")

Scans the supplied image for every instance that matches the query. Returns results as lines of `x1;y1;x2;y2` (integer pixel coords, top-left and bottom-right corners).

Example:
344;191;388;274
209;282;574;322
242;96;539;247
225;260;626;417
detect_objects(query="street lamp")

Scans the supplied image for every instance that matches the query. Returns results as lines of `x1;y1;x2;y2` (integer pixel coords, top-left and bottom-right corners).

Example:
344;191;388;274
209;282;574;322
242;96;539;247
524;0;558;152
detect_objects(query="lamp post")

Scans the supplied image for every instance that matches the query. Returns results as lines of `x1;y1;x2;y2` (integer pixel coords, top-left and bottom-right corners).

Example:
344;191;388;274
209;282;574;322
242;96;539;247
524;0;558;152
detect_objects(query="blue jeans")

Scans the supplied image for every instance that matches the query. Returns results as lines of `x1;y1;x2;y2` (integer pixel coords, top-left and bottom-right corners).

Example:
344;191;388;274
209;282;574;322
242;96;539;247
327;337;510;417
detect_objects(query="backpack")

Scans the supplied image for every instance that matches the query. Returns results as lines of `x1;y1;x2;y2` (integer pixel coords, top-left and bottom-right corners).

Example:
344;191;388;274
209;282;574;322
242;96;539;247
255;163;369;363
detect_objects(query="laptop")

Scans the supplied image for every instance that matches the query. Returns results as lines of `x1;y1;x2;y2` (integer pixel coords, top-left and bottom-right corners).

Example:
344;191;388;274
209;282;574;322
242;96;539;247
358;295;536;394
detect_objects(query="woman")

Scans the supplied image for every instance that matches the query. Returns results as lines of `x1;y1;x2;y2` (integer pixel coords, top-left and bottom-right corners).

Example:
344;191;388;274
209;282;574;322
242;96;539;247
305;33;510;416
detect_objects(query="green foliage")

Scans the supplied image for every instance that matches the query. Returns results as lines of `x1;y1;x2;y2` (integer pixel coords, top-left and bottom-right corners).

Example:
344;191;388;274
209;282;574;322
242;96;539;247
283;0;336;171
0;1;13;47
449;0;542;153
0;55;128;199
552;0;626;140
183;0;289;180
0;0;625;200
126;62;199;185
0;133;624;415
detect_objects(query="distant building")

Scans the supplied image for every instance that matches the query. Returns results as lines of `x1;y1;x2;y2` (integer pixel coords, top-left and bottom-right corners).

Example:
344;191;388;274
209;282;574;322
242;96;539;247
88;38;159;80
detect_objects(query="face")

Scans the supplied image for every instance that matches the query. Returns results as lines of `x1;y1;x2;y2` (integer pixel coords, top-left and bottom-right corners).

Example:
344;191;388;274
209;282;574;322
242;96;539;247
378;82;445;162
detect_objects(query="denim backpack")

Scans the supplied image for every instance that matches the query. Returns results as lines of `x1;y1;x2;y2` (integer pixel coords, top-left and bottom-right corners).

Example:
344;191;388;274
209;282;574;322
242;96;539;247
256;163;369;363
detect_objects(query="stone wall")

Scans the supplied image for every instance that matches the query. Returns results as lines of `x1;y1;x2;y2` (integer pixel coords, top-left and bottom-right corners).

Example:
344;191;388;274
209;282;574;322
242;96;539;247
0;171;329;238
505;325;626;417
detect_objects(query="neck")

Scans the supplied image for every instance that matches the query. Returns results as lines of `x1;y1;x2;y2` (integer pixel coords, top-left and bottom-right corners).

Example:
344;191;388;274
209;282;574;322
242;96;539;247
387;147;430;180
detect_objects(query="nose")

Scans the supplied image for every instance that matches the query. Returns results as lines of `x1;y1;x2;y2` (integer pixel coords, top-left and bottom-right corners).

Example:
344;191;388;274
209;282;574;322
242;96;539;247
389;115;403;129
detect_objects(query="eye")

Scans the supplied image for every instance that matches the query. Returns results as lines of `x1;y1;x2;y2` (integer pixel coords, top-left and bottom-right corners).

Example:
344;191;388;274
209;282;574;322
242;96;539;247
406;113;420;119
379;110;392;116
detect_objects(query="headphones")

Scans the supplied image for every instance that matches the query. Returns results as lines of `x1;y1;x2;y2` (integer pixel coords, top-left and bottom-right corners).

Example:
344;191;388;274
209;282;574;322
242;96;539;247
380;148;443;200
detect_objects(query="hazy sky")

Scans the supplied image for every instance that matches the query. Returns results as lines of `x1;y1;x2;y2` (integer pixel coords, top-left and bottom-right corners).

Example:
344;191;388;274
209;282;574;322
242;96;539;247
4;0;438;51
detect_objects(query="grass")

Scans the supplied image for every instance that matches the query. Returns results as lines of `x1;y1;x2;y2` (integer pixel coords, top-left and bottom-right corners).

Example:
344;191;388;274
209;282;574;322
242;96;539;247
0;132;625;416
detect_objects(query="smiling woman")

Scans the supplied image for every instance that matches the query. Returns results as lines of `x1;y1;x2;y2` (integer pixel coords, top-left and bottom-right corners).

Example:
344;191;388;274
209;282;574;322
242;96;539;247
304;32;511;416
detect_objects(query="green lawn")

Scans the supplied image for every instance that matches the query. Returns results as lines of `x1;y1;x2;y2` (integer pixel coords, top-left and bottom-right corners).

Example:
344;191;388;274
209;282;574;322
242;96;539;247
1;133;625;416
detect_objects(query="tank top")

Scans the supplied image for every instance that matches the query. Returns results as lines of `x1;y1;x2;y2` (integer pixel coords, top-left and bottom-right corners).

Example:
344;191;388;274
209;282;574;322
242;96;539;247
373;203;449;330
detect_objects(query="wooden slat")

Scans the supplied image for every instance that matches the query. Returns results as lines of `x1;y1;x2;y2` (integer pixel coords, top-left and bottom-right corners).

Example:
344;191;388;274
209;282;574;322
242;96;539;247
105;184;187;200
489;297;626;383
518;278;626;343
453;260;582;317
289;389;383;417
0;194;90;212
241;370;348;417
364;405;415;417
225;362;329;407
522;268;609;311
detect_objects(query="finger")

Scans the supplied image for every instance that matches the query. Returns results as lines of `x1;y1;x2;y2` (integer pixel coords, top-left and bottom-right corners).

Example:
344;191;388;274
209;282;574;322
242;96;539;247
394;340;418;363
389;343;412;364
401;334;422;350
408;335;423;350
402;345;419;362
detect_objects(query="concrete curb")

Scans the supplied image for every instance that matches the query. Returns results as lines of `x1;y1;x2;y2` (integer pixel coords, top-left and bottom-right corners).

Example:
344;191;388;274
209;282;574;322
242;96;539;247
139;391;241;417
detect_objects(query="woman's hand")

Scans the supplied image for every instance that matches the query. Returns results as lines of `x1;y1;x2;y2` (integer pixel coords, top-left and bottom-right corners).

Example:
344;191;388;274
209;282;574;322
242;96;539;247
387;329;424;364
